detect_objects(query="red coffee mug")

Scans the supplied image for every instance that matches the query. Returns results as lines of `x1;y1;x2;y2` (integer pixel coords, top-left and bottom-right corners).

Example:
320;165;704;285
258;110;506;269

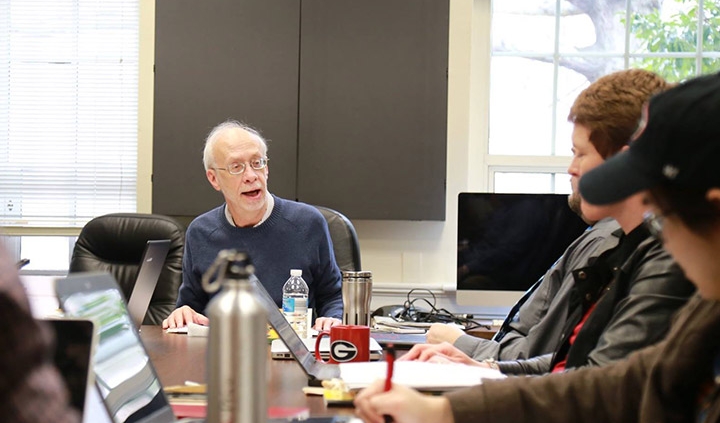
314;324;370;363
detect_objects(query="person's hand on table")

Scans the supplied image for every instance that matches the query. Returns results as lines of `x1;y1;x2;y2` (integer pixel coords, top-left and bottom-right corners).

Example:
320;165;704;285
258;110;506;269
426;323;465;344
354;379;455;423
398;342;478;366
313;317;342;331
162;305;209;329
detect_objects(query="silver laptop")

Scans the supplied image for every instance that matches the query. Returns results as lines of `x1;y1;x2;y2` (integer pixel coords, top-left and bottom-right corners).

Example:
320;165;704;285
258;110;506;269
127;239;171;328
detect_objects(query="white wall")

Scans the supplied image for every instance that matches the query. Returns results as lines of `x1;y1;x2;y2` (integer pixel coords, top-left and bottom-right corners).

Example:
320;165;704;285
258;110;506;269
138;1;503;317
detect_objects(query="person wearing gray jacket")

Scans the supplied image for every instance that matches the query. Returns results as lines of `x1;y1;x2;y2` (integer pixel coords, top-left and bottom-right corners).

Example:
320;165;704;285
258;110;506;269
494;220;694;375
403;69;691;374
453;218;619;362
354;71;720;423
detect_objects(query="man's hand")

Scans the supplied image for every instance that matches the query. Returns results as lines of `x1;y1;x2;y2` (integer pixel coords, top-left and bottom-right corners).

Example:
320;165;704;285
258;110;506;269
162;305;209;329
354;379;455;423
313;317;342;331
426;323;465;344
398;342;479;366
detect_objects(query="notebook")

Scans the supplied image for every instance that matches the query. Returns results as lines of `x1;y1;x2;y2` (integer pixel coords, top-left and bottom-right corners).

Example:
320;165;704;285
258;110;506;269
368;331;428;348
126;239;171;328
46;318;98;421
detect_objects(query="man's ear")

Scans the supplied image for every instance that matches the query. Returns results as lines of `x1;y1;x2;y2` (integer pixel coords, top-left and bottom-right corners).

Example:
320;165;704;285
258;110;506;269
706;188;720;211
207;169;221;192
620;145;630;153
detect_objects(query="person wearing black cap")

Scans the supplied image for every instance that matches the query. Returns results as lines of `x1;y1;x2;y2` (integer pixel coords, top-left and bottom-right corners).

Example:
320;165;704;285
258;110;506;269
353;72;720;423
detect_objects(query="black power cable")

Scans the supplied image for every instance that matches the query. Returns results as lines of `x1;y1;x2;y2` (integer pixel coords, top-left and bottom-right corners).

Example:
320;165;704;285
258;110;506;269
395;288;490;331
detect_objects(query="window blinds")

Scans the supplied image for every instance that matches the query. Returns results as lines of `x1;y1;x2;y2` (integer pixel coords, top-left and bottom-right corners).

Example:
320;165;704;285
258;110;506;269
0;0;138;228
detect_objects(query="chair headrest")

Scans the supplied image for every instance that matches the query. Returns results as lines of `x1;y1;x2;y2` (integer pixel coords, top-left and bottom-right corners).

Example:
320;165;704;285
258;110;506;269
73;213;185;263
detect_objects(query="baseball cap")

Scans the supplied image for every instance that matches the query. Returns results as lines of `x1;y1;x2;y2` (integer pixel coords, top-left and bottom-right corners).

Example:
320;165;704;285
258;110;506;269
579;72;720;205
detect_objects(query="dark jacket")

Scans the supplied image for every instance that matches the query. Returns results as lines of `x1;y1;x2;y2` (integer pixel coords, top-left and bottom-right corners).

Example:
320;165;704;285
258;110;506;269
496;225;695;375
447;295;720;423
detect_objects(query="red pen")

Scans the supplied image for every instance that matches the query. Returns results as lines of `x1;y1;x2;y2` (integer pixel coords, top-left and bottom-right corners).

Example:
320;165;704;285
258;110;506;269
383;344;395;423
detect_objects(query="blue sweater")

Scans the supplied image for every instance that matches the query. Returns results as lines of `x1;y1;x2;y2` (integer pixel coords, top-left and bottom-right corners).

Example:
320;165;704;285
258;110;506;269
177;195;343;320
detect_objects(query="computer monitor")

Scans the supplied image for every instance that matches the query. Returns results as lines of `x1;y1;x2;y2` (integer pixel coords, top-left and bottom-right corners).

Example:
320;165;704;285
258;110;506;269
455;192;590;310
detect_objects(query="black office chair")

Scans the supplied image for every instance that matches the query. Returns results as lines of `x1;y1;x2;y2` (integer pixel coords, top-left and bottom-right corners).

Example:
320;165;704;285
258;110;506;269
313;205;362;271
69;213;185;325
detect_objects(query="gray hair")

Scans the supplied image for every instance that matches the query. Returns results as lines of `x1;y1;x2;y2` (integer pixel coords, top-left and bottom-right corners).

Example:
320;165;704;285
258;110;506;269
202;120;268;171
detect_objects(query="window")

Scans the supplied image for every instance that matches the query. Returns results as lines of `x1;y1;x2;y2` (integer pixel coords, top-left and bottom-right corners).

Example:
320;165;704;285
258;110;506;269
486;0;720;192
0;0;139;273
0;0;139;229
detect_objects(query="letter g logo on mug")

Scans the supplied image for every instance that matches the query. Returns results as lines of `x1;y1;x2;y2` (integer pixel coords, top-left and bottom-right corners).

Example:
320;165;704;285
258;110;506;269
330;340;358;362
314;324;370;364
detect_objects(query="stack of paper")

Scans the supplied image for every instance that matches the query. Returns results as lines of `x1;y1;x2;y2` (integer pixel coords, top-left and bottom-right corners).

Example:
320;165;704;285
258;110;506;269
338;360;505;391
372;316;429;334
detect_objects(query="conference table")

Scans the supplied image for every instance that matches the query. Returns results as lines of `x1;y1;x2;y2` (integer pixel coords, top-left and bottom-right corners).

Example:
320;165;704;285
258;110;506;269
21;274;494;419
20;275;353;417
139;325;356;417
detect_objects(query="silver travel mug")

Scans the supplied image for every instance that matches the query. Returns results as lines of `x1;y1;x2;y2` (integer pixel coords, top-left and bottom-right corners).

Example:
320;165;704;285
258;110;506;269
342;270;373;326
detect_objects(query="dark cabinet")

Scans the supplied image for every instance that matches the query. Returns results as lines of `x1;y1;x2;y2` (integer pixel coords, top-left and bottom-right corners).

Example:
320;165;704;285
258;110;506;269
153;0;448;221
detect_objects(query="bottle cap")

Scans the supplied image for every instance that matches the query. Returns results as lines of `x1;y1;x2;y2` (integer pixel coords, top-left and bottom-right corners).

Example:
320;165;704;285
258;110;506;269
290;269;302;277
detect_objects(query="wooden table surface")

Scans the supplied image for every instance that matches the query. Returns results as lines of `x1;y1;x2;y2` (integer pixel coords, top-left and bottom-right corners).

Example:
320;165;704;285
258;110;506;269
139;325;354;417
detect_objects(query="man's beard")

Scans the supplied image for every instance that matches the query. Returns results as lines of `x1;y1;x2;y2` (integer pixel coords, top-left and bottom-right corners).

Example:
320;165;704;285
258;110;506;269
568;193;595;225
568;192;582;216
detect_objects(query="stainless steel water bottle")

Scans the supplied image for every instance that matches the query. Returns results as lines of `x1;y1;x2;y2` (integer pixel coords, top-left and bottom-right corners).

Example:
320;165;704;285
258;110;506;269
203;250;267;423
341;270;373;326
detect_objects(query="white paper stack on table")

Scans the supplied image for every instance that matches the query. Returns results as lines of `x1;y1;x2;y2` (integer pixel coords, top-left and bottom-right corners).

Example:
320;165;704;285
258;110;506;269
338;360;506;391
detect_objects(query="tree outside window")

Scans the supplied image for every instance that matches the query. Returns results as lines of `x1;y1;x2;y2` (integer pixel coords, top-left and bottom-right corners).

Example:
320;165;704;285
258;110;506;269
487;0;720;193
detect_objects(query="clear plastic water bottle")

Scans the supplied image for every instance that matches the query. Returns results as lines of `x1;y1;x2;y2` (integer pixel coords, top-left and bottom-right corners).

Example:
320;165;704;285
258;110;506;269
282;269;309;338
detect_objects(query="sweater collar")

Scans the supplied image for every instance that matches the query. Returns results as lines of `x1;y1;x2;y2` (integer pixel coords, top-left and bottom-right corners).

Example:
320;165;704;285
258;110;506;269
224;192;275;227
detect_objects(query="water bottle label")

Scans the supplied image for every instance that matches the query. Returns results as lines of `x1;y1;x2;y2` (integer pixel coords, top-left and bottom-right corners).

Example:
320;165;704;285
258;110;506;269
294;297;308;310
282;297;295;313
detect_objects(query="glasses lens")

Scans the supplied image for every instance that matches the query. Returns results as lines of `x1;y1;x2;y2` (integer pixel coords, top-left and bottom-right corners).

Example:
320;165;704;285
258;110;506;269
251;158;267;170
227;162;245;175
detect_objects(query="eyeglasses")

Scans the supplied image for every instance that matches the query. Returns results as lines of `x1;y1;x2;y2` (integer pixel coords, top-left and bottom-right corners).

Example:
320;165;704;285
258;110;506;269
213;158;268;175
643;210;665;240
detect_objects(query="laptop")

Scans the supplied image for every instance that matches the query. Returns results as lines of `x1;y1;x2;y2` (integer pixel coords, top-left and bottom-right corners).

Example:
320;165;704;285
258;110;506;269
56;272;182;423
248;277;369;385
46;318;98;421
126;239;171;328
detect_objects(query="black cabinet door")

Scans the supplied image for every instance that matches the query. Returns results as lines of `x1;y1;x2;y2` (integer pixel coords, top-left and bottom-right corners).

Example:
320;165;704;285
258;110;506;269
153;0;300;217
297;0;448;220
152;0;448;221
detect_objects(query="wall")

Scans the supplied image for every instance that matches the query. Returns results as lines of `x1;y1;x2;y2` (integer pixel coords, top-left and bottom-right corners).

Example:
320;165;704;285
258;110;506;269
138;0;502;317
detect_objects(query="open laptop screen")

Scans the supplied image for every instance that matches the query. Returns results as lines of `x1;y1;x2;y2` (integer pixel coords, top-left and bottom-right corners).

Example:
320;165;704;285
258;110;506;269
56;272;176;423
127;239;171;329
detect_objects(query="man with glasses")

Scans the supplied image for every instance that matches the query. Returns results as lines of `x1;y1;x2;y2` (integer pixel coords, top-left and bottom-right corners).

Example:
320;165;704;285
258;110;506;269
162;120;343;331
